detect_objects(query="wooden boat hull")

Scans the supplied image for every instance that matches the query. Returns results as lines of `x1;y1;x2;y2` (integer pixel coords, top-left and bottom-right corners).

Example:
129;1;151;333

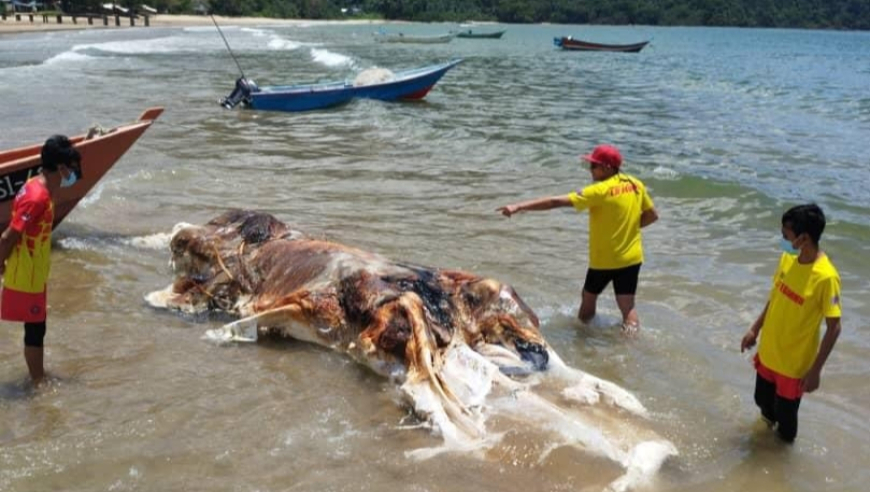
456;30;505;39
0;107;163;231
225;60;462;113
374;33;455;44
554;37;649;53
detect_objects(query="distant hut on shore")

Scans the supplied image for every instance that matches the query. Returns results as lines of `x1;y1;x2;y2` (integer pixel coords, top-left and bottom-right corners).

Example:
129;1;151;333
5;0;45;12
193;1;208;15
101;2;129;15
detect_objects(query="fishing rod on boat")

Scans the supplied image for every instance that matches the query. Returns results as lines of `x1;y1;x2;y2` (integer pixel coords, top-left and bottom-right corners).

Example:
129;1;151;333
212;14;257;109
210;14;246;79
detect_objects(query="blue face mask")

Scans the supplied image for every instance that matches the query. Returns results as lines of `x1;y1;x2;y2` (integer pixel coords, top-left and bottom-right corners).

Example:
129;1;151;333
60;170;77;188
780;237;799;255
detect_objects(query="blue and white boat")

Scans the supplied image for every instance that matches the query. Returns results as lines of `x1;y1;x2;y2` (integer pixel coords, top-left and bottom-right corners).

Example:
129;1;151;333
220;59;463;113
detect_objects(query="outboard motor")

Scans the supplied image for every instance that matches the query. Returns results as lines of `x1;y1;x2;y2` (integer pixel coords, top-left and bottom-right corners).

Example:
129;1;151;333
220;77;257;109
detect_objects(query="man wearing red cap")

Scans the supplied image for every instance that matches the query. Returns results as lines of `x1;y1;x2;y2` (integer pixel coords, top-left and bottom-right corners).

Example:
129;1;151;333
497;144;658;333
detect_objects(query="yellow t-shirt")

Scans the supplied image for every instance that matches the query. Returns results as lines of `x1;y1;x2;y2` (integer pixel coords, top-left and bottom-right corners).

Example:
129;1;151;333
567;173;654;269
3;178;54;294
758;252;841;379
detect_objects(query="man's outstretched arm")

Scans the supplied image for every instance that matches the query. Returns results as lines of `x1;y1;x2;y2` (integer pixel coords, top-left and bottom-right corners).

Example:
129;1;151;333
497;195;573;217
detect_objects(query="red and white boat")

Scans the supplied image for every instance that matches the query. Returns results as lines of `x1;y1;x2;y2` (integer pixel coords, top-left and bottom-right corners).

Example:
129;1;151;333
0;107;163;231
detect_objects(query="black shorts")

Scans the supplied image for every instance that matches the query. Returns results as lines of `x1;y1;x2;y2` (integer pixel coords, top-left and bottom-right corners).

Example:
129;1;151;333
583;263;642;296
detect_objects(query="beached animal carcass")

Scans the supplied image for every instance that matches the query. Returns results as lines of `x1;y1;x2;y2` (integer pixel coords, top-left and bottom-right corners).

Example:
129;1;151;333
146;210;675;491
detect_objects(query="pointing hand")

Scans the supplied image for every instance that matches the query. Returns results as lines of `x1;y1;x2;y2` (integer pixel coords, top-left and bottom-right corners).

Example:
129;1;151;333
497;205;518;217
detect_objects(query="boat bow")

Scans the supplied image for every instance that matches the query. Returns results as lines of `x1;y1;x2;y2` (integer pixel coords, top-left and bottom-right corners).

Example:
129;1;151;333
0;107;163;231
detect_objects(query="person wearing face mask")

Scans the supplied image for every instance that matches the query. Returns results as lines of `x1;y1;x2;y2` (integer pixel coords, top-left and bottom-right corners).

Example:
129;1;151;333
740;203;842;443
496;144;658;334
0;134;81;386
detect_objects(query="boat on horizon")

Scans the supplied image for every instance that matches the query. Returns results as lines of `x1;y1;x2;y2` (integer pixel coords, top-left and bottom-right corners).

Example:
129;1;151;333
455;29;506;39
220;59;463;113
0;107;163;232
554;36;650;53
373;31;456;44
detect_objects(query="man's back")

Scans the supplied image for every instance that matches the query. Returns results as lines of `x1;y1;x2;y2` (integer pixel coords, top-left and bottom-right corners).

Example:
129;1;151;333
571;173;653;269
3;177;54;294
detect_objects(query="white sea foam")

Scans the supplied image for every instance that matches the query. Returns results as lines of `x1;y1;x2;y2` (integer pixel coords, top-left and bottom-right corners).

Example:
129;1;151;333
241;27;270;37
183;26;231;33
123;232;175;250
310;48;354;68
266;37;301;51
653;166;680;179
43;51;97;65
66;31;233;58
78;182;105;207
57;237;93;251
78;37;205;54
57;231;173;253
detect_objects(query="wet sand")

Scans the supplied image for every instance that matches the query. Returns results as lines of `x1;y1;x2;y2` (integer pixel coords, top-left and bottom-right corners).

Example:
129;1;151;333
0;13;385;36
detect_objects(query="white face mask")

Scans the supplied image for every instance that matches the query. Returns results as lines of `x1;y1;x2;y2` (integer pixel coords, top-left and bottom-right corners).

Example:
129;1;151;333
780;237;799;255
60;169;78;188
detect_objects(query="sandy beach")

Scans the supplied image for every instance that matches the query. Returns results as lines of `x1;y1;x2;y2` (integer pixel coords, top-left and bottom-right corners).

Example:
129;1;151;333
0;13;383;36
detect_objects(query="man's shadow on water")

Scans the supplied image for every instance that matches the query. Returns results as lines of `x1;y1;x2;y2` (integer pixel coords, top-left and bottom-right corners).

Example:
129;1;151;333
540;310;645;372
545;310;630;345
0;374;68;401
717;419;798;488
0;378;33;401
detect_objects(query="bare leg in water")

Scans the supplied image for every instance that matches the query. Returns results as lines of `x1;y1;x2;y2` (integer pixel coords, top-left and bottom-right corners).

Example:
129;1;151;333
578;290;598;324
616;294;640;335
24;346;45;386
579;291;639;335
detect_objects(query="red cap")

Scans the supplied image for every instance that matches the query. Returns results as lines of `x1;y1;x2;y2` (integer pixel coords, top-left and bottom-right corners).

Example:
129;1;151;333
582;144;622;169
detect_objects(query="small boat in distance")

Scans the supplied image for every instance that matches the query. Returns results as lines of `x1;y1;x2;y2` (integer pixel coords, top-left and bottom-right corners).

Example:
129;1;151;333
373;32;455;44
220;59;462;113
554;36;650;53
0;107;163;231
455;29;506;39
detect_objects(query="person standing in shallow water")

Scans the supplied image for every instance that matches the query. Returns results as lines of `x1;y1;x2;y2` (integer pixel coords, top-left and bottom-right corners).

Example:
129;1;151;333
497;144;658;334
741;203;842;443
0;135;82;386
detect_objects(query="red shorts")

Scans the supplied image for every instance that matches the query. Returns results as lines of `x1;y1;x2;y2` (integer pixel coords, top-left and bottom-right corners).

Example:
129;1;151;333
1;287;47;323
754;355;803;400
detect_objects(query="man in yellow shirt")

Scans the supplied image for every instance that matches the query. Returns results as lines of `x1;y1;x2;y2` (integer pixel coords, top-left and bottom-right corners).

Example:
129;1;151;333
497;144;658;333
0;135;82;385
740;204;841;442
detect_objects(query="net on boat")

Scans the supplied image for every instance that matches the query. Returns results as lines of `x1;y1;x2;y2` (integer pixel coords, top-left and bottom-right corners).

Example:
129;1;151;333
353;68;395;87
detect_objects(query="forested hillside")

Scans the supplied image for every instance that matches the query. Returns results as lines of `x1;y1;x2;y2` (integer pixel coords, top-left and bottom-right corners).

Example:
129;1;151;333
61;0;870;30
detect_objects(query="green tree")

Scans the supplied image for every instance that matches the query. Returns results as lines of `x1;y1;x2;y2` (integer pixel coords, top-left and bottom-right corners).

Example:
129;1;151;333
169;0;870;29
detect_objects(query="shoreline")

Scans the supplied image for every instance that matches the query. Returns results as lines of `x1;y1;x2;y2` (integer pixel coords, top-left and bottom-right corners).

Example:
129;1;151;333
0;13;389;36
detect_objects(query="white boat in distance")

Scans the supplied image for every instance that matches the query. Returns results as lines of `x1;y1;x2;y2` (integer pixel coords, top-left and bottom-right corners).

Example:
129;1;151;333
374;32;455;44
